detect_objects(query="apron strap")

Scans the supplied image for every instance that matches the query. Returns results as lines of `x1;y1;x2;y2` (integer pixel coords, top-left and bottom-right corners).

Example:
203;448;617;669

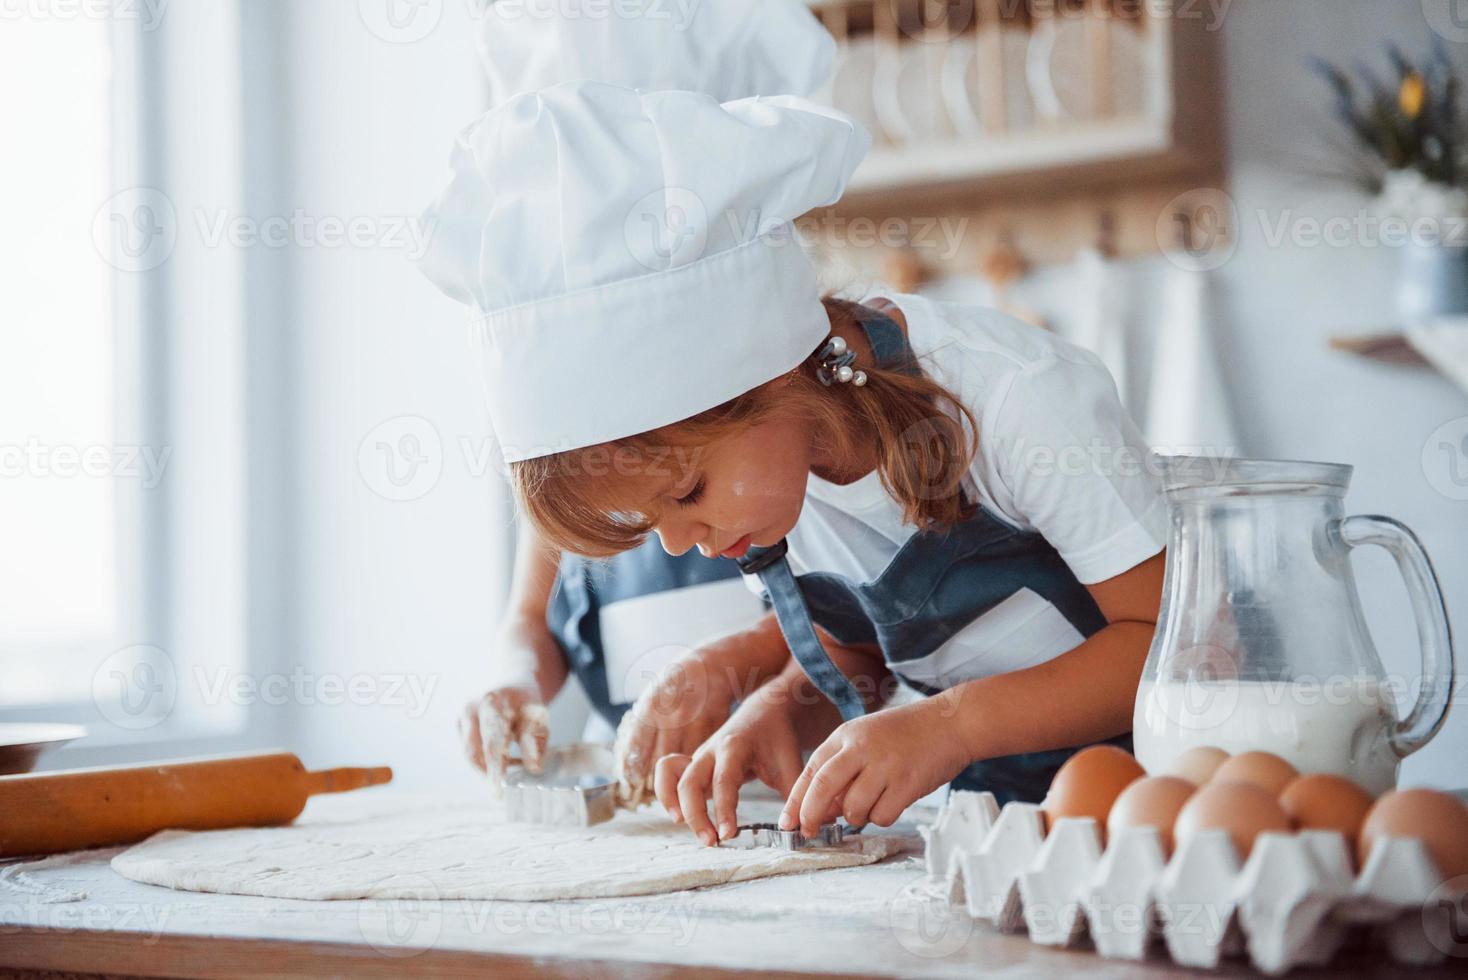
736;540;866;722
729;302;917;723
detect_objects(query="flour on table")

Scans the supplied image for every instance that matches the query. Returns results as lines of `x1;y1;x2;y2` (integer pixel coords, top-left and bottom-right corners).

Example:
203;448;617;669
110;807;912;902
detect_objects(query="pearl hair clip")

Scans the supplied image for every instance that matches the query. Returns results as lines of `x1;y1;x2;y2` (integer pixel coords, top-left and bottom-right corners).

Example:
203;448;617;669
814;335;867;387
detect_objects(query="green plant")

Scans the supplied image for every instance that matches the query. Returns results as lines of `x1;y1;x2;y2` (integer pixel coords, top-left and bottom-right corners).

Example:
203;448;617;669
1311;40;1464;194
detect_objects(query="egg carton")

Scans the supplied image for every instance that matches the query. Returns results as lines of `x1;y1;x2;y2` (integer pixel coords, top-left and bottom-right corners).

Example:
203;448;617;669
921;790;1468;975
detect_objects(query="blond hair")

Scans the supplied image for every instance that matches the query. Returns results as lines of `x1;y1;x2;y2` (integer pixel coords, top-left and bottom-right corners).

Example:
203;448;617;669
514;297;979;557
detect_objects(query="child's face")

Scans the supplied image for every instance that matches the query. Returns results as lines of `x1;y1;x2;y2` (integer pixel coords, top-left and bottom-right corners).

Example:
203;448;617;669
643;412;815;560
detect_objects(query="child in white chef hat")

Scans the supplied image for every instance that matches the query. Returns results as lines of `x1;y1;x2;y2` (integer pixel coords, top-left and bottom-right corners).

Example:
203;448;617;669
419;20;1167;846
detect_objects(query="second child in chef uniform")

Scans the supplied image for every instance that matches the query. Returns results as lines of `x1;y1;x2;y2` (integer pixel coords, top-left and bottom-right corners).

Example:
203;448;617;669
454;0;834;795
420;15;1168;844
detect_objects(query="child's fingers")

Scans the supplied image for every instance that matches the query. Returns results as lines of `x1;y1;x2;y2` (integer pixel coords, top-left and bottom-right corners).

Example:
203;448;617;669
654;753;692;823
648;728;678;778
477;699;512;789
711;744;750;841
514;703;551;774
458;701;486;773
796;749;862;838
613;712;656;800
778;738;840;830
836;769;886;828
868;783;912;828
677;753;720;847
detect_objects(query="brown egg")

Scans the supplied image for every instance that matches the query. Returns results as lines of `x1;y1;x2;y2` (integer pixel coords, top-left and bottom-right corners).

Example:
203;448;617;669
1165;746;1230;785
1040;745;1145;833
1210;751;1299;796
1174;781;1291;860
1279;774;1374;841
1358;788;1468;878
1107;775;1196;856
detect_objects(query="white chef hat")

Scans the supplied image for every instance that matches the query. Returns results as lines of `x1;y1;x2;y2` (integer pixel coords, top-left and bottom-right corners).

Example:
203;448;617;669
476;0;836;104
418;84;869;463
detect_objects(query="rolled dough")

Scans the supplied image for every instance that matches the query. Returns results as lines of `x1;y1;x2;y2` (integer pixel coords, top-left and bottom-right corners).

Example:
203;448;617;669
110;805;912;902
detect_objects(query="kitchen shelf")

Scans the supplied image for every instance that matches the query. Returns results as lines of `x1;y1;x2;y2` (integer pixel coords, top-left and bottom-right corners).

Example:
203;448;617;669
808;0;1222;202
852;116;1176;195
1331;325;1468;399
1329;333;1430;367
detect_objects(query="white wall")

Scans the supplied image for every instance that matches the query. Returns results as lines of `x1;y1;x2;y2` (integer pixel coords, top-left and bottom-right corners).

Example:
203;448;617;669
1212;0;1467;788
269;0;515;790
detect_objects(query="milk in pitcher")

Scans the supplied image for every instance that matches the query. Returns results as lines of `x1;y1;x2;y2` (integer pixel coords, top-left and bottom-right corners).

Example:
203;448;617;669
1132;677;1400;795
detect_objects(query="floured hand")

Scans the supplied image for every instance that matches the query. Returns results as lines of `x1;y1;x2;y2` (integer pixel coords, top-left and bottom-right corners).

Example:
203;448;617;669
459;686;551;792
614;652;735;807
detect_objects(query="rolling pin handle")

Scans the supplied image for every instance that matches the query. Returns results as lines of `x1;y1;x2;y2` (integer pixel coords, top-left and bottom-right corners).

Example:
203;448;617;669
304;766;393;796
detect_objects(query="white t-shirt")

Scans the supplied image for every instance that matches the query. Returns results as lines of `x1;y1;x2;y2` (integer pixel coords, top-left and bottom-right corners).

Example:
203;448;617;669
747;292;1168;688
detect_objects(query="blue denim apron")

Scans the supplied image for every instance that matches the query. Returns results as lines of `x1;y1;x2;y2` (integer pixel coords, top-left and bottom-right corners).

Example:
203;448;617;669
735;305;1132;804
547;540;756;727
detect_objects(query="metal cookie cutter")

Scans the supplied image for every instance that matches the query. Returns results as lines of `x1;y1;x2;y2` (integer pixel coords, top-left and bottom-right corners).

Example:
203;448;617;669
726;822;859;851
503;743;618;828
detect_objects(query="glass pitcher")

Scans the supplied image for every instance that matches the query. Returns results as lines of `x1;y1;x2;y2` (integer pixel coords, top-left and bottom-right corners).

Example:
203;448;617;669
1133;456;1454;795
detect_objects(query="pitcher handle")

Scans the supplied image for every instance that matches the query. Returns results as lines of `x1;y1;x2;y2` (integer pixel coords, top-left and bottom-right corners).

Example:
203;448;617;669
1338;515;1456;758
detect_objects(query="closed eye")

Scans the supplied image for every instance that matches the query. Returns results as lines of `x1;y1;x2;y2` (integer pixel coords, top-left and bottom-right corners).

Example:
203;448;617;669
675;478;705;507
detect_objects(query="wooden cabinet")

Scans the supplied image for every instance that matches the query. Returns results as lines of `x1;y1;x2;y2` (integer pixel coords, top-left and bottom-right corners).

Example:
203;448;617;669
808;0;1224;205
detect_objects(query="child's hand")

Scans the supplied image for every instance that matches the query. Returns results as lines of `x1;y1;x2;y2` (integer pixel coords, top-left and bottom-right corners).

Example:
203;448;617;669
779;698;971;836
614;651;736;807
653;679;806;846
458;685;550;791
615;614;795;807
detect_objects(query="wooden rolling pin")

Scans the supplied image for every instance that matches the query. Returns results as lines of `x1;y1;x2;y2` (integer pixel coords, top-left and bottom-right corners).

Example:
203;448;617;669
0;751;392;857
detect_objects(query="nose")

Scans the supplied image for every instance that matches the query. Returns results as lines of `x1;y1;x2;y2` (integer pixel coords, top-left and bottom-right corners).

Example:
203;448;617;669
655;520;707;557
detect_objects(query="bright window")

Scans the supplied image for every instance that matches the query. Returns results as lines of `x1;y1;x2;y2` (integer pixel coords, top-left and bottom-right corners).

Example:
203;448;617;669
0;16;120;706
